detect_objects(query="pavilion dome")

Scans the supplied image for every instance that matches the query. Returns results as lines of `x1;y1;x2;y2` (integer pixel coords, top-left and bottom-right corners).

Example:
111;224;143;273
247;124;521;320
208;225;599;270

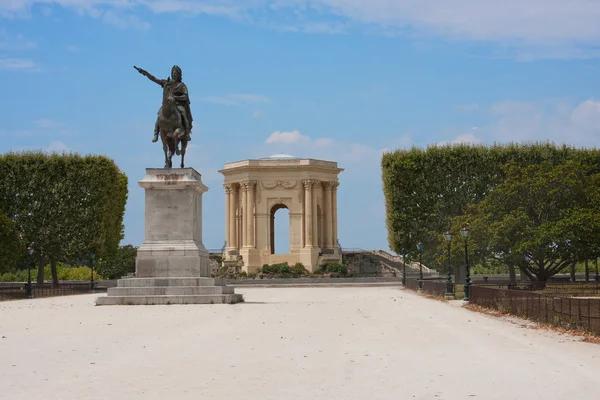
261;153;298;160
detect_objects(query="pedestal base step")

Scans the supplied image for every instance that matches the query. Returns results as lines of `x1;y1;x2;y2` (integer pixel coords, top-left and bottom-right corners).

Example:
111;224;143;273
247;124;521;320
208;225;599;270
95;276;244;305
96;294;243;305
115;277;225;287
107;286;235;296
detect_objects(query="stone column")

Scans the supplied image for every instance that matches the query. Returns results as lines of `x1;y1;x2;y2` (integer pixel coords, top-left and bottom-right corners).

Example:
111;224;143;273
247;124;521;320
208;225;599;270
241;182;249;248
224;184;232;249
331;182;339;247
303;180;315;247
323;182;332;249
246;181;256;248
312;181;319;248
230;184;238;249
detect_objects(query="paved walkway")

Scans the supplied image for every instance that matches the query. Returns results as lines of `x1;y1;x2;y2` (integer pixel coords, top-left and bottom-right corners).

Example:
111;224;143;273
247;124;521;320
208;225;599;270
1;287;599;400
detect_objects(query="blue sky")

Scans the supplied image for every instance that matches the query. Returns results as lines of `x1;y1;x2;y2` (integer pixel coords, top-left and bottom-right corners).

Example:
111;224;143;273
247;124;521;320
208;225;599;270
2;1;600;252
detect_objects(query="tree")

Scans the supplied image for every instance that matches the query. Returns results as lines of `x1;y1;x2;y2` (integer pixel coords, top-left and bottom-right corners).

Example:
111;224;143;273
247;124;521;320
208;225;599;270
381;142;600;267
453;161;600;287
0;210;24;273
0;152;128;286
96;245;137;280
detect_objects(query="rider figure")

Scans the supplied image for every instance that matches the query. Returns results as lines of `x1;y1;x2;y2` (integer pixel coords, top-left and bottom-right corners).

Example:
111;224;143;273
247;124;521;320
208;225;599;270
134;65;193;142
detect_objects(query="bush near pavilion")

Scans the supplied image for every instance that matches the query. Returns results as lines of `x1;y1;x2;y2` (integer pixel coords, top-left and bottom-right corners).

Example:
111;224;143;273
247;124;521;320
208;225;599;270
381;142;600;287
0;152;128;287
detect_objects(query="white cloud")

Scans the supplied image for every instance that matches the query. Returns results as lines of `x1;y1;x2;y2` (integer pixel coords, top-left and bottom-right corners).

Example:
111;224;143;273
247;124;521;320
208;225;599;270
265;130;310;145
252;110;265;118
102;10;150;30
263;129;402;169
453;98;600;147
451;133;481;144
33;118;62;129
0;29;37;50
5;1;600;58
0;57;37;70
201;93;270;106
45;141;70;153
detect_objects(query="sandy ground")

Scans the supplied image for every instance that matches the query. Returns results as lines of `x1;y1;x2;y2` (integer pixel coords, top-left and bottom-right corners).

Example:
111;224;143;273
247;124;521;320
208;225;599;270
1;287;599;400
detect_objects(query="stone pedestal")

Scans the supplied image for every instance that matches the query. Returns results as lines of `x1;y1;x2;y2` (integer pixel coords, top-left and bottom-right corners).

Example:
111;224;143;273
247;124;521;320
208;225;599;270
96;168;243;305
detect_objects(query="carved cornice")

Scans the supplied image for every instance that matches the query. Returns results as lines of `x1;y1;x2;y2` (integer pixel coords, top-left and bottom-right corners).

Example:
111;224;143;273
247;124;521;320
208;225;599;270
330;181;339;190
261;180;298;190
223;183;233;193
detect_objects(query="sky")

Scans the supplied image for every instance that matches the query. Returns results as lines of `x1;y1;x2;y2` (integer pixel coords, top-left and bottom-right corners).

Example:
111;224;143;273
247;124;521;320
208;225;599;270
2;1;600;253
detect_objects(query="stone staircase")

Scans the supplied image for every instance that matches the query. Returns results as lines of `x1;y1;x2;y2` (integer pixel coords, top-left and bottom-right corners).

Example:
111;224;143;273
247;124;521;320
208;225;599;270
342;249;438;278
96;277;243;305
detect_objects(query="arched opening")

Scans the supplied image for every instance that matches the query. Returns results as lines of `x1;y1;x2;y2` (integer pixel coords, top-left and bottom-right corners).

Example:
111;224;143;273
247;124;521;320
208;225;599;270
270;204;290;254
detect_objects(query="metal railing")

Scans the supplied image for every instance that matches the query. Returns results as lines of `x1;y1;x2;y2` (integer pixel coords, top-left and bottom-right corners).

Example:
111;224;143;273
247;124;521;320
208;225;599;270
0;282;96;302
470;285;600;335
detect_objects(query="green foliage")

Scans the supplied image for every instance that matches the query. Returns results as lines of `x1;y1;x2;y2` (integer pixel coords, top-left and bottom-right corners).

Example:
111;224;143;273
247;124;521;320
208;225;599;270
96;244;137;279
291;262;309;276
451;160;600;284
0;151;128;284
0;263;103;282
260;263;290;275
0;210;24;273
258;262;310;277
320;262;348;275
382;142;600;273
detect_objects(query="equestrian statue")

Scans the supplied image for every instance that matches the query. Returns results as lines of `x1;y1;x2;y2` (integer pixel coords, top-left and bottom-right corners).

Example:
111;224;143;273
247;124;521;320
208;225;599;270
134;65;194;168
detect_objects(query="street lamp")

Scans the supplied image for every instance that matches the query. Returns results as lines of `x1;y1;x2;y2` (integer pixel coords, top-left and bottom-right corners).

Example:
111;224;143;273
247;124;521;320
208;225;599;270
461;225;471;301
89;251;96;292
417;242;424;290
401;248;407;286
444;230;454;299
26;246;34;299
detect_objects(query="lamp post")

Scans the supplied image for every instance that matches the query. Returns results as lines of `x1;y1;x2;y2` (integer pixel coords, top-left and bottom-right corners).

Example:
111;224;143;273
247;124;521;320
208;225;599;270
89;251;96;292
444;230;454;299
26;246;34;299
417;242;424;290
401;248;407;286
461;225;471;301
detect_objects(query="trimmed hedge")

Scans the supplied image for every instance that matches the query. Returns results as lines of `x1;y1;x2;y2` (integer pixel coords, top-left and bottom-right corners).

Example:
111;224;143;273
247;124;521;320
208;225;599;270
0;152;128;284
381;142;600;263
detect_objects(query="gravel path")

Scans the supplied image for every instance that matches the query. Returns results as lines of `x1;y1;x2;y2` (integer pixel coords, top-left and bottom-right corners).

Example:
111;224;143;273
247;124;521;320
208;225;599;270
1;287;599;400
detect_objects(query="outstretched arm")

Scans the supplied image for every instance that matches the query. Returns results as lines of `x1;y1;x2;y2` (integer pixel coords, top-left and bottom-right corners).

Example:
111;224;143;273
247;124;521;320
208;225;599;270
134;66;165;86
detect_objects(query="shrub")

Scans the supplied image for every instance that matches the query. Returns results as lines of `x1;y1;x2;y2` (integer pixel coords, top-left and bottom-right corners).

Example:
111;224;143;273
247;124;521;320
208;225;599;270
291;262;309;276
323;262;347;275
261;263;289;275
0;263;103;282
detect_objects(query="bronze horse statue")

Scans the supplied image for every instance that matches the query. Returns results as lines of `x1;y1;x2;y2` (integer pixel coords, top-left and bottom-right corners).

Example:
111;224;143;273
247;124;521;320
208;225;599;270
133;65;192;169
159;79;188;168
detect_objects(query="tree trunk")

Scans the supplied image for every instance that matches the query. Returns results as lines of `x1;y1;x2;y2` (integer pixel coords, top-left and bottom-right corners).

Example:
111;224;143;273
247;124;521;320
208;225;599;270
570;262;576;283
50;259;59;288
585;260;589;282
508;262;517;288
36;254;45;285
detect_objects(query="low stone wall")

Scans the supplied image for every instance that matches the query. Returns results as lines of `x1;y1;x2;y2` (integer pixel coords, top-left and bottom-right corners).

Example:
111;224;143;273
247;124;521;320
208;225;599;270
225;277;403;286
